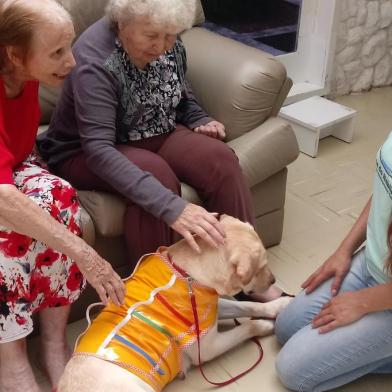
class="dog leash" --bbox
[187,277,265,387]
[168,257,265,387]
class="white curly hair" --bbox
[106,0,197,32]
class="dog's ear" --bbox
[229,251,254,285]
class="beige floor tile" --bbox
[267,249,312,294]
[165,358,238,392]
[282,191,340,237]
[215,335,286,392]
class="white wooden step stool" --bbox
[279,96,357,157]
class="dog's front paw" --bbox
[250,319,275,337]
[249,296,293,319]
[270,296,293,317]
[268,296,293,317]
[255,296,293,319]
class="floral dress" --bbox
[0,155,86,343]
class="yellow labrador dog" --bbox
[58,215,291,392]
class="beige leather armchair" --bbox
[40,0,299,321]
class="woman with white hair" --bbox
[38,0,256,267]
[0,1,125,391]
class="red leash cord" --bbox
[186,277,265,387]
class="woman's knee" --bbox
[276,348,311,392]
[147,161,180,193]
[25,173,81,228]
[203,143,240,174]
[276,340,326,392]
[275,323,337,392]
[274,310,294,345]
[121,149,180,193]
[191,143,242,189]
[274,297,309,345]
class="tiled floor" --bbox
[33,87,392,391]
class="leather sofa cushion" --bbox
[78,172,288,238]
[77,183,202,237]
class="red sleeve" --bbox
[0,78,39,185]
[0,111,14,185]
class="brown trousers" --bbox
[55,125,254,269]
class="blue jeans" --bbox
[275,249,392,391]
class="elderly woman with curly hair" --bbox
[0,1,125,391]
[37,0,256,268]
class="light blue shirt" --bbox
[366,132,392,284]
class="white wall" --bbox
[330,0,392,96]
[279,0,338,104]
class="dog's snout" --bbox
[270,276,276,285]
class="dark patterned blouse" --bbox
[115,39,182,141]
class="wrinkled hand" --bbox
[194,121,226,140]
[301,249,352,295]
[77,251,125,306]
[312,291,367,333]
[170,204,226,253]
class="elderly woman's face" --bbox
[22,20,76,86]
[118,16,178,69]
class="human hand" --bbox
[170,204,226,253]
[301,249,352,296]
[312,291,367,333]
[194,121,226,140]
[77,250,125,306]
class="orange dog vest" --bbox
[74,252,218,391]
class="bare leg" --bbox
[39,305,72,388]
[218,297,293,320]
[0,338,41,392]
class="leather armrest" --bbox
[181,27,289,141]
[228,117,299,187]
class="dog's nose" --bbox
[270,276,276,285]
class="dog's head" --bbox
[210,215,275,296]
